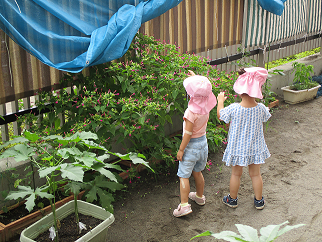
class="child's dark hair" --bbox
[237,68,246,76]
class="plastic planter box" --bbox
[20,200,114,242]
[281,85,321,104]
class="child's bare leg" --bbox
[248,164,263,200]
[179,177,190,204]
[230,165,243,199]
[192,171,204,197]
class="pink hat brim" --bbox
[233,67,268,99]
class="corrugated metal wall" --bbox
[243,0,321,47]
[139,0,244,56]
[0,0,320,105]
[242,0,321,67]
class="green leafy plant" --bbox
[261,69,284,106]
[191,221,305,242]
[0,130,150,242]
[17,33,237,171]
[290,62,318,90]
[266,47,320,69]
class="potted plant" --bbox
[281,62,321,104]
[0,130,150,241]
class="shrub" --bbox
[17,33,238,169]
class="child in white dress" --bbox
[217,67,271,210]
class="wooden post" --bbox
[0,104,9,141]
[257,48,265,68]
[320,34,322,55]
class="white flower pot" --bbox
[281,85,321,104]
[20,200,114,242]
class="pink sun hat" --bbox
[183,75,217,115]
[233,67,268,99]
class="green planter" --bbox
[20,200,114,242]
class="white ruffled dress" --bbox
[219,103,271,166]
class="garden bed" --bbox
[0,191,85,242]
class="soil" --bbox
[35,213,102,242]
[106,96,322,242]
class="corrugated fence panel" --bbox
[243,0,321,48]
[308,0,322,33]
[140,0,244,55]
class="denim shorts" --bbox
[177,135,208,178]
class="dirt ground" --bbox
[106,96,322,242]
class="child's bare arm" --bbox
[217,92,227,120]
[177,120,193,161]
[187,70,196,76]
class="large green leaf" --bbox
[259,223,284,241]
[43,135,63,141]
[94,165,118,182]
[58,147,82,159]
[236,224,259,242]
[276,224,305,239]
[39,166,59,178]
[6,186,54,212]
[85,186,98,203]
[129,153,153,172]
[191,231,213,240]
[3,144,35,161]
[96,154,110,163]
[259,221,305,242]
[77,131,98,141]
[5,186,34,200]
[60,164,84,182]
[75,151,97,167]
[97,163,123,171]
[211,231,246,242]
[87,174,123,191]
[24,131,40,142]
[24,193,36,212]
[0,137,28,150]
[97,188,114,209]
[64,181,83,196]
[82,140,107,151]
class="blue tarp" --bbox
[257,0,287,16]
[0,0,286,73]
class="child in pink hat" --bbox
[217,67,271,210]
[173,71,217,217]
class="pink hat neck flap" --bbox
[183,75,217,115]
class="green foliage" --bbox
[191,221,305,242]
[0,130,148,241]
[266,47,320,69]
[290,62,318,90]
[261,69,284,106]
[17,33,238,166]
[206,123,227,153]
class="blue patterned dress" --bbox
[219,103,271,166]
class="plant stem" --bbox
[74,194,80,234]
[49,173,59,242]
[30,162,36,192]
[50,199,59,242]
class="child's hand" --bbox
[187,70,196,77]
[177,149,184,161]
[217,92,227,102]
